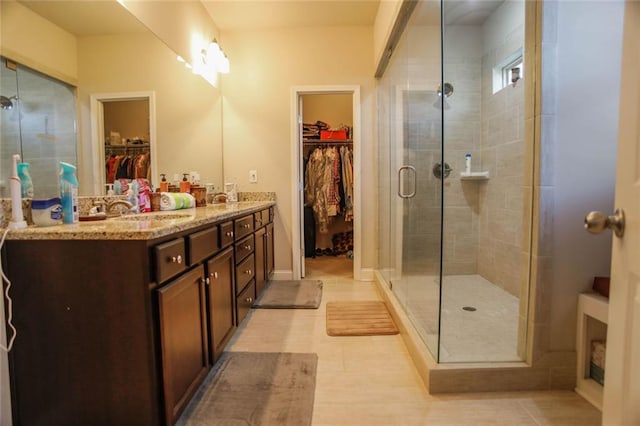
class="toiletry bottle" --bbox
[105,183,115,195]
[180,173,191,193]
[160,174,169,192]
[129,180,140,213]
[17,162,34,198]
[464,153,471,175]
[8,155,27,229]
[59,162,79,224]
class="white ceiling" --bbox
[201,1,381,31]
[17,0,504,37]
[18,1,148,36]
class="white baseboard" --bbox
[358,268,375,281]
[272,270,293,281]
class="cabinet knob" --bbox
[210,271,218,279]
[226,231,234,237]
[244,245,251,250]
[243,224,251,229]
[205,277,210,285]
[245,296,253,303]
[245,269,252,275]
[170,255,183,264]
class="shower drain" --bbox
[462,306,477,312]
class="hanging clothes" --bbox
[105,152,151,183]
[340,146,354,222]
[304,145,353,233]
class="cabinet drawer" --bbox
[254,209,270,229]
[234,215,254,240]
[155,238,186,283]
[188,227,219,265]
[235,253,255,294]
[236,279,256,325]
[235,235,254,264]
[220,221,234,247]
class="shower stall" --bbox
[0,57,77,199]
[377,0,532,363]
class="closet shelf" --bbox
[303,139,352,145]
[106,143,150,149]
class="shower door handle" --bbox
[397,165,417,199]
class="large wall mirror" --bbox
[1,1,224,196]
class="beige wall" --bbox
[77,33,223,194]
[0,1,77,85]
[221,26,375,277]
[373,0,403,70]
[103,100,150,143]
[303,94,353,128]
[120,0,220,77]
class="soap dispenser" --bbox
[160,174,169,192]
[180,173,191,193]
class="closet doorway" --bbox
[90,91,157,195]
[291,86,361,280]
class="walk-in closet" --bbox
[103,99,152,185]
[301,93,354,278]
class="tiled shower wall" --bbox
[477,5,526,297]
[0,59,77,199]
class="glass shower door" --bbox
[377,2,444,360]
[0,57,77,199]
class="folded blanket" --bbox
[160,192,196,211]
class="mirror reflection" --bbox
[0,1,224,196]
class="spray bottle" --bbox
[17,162,34,198]
[59,162,79,224]
[8,155,27,229]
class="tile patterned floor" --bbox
[392,274,520,362]
[223,257,602,425]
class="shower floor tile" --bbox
[392,274,520,363]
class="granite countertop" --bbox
[4,201,275,241]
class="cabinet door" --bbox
[255,227,266,297]
[206,247,235,362]
[157,266,209,425]
[266,222,275,279]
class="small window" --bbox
[493,48,524,94]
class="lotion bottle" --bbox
[160,174,169,192]
[464,153,471,175]
[180,173,191,193]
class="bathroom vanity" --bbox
[2,201,275,426]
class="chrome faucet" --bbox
[106,199,134,216]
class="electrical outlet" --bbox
[249,170,258,183]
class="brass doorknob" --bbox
[585,208,625,238]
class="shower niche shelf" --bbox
[460,171,489,180]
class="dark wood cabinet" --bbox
[157,266,209,425]
[3,204,274,426]
[206,247,235,362]
[254,226,266,296]
[266,221,275,279]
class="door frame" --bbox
[290,85,362,280]
[89,91,157,195]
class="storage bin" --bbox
[320,130,348,140]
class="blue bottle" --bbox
[59,162,79,224]
[17,162,33,198]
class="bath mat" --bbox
[326,301,399,336]
[177,351,317,426]
[253,280,323,309]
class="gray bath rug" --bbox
[177,351,318,426]
[253,280,323,309]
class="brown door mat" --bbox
[326,301,399,336]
